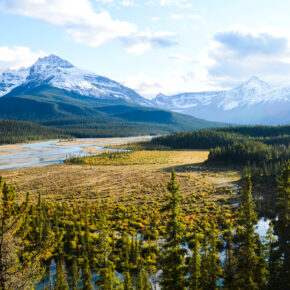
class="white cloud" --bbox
[0,0,176,53]
[171,14,202,20]
[155,0,192,8]
[198,26,290,87]
[123,70,216,98]
[122,31,177,55]
[95,0,136,6]
[119,0,136,6]
[0,46,47,71]
[151,17,160,22]
[169,53,194,63]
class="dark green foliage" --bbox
[234,174,266,290]
[0,119,70,144]
[151,126,290,186]
[273,161,290,289]
[160,170,187,290]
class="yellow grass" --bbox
[1,150,240,215]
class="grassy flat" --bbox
[1,150,240,216]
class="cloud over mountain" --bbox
[201,26,290,87]
[0,0,176,54]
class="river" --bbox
[0,136,151,170]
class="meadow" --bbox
[1,150,240,215]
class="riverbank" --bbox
[0,136,152,170]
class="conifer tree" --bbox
[274,161,290,289]
[0,177,47,289]
[223,219,236,290]
[81,257,93,290]
[55,258,69,290]
[234,173,264,290]
[188,233,201,290]
[71,257,80,290]
[199,221,222,290]
[160,169,187,290]
[95,211,115,289]
[208,221,223,288]
[136,266,150,290]
[124,270,134,290]
[264,222,280,289]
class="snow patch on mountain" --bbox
[151,76,290,124]
[1,54,151,106]
[0,68,29,97]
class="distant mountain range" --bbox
[0,54,289,129]
[151,76,290,125]
[0,55,223,135]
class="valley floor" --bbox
[1,150,240,214]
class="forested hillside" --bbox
[0,119,71,144]
[151,126,290,185]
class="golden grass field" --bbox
[1,150,241,215]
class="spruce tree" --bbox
[264,222,280,289]
[223,219,236,290]
[274,161,290,289]
[0,177,48,289]
[81,257,93,290]
[55,258,69,290]
[160,169,187,290]
[234,173,264,290]
[188,232,201,290]
[71,257,80,290]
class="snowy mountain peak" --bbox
[28,54,74,79]
[33,54,74,69]
[156,93,167,99]
[0,68,29,97]
[151,76,290,125]
[1,54,150,106]
[237,76,271,92]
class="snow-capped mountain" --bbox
[1,54,151,106]
[151,77,290,125]
[0,68,29,97]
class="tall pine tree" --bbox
[160,169,187,290]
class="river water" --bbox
[0,136,151,170]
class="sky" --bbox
[1,0,290,98]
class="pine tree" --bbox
[95,211,116,290]
[160,169,187,290]
[254,237,267,289]
[136,266,150,290]
[81,257,93,290]
[234,173,264,290]
[208,221,223,289]
[0,177,46,289]
[123,270,134,290]
[223,219,236,290]
[274,161,290,289]
[96,260,115,290]
[71,257,80,290]
[264,222,280,289]
[188,233,201,290]
[55,258,69,290]
[199,221,222,290]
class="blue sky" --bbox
[1,0,290,98]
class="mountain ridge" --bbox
[1,54,151,107]
[151,76,290,125]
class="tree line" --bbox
[0,119,71,145]
[151,126,290,185]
